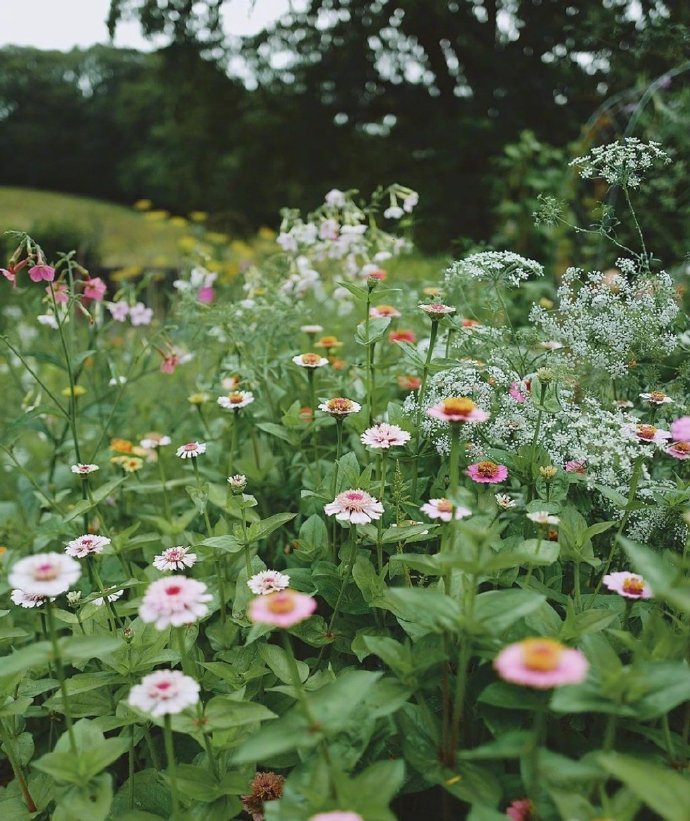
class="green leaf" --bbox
[258,643,309,684]
[60,773,113,821]
[599,753,690,821]
[0,642,52,678]
[471,589,546,634]
[355,316,391,346]
[255,422,293,443]
[381,587,461,632]
[246,513,296,543]
[199,535,244,553]
[60,636,124,662]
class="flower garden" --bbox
[1,141,690,821]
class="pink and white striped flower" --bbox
[420,498,471,522]
[65,534,111,558]
[324,489,384,524]
[128,669,200,716]
[153,546,198,572]
[176,441,207,459]
[360,423,410,449]
[292,353,329,368]
[9,553,81,597]
[247,569,291,595]
[11,589,51,608]
[70,463,99,475]
[139,576,212,629]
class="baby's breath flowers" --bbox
[128,669,200,717]
[153,546,198,572]
[70,463,99,475]
[325,489,384,525]
[318,397,361,417]
[420,498,471,522]
[217,390,255,410]
[360,423,410,449]
[467,460,508,484]
[494,638,589,689]
[446,250,543,289]
[64,534,111,558]
[176,441,207,459]
[247,569,290,595]
[292,352,329,368]
[427,397,489,424]
[9,553,81,597]
[526,511,560,525]
[640,390,673,406]
[603,571,652,600]
[139,576,212,629]
[248,589,317,628]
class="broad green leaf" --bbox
[599,753,690,821]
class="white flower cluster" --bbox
[445,251,544,290]
[275,185,414,296]
[569,138,670,189]
[529,266,678,377]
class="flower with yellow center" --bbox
[61,385,87,398]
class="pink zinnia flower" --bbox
[9,553,81,597]
[671,416,690,441]
[65,534,111,558]
[139,576,212,629]
[309,814,364,821]
[622,423,672,445]
[160,354,179,374]
[494,638,588,689]
[318,397,361,416]
[640,391,673,406]
[420,498,471,522]
[388,329,416,343]
[370,305,401,318]
[176,441,206,459]
[509,382,528,403]
[247,569,291,595]
[419,302,456,320]
[11,589,51,608]
[128,669,200,716]
[82,276,107,301]
[466,460,508,484]
[153,546,198,572]
[603,571,652,599]
[505,798,533,820]
[248,589,317,628]
[360,423,411,449]
[397,374,421,391]
[666,441,690,460]
[427,397,489,424]
[324,489,384,524]
[28,263,56,283]
[70,463,99,475]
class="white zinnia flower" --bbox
[247,569,291,595]
[176,442,207,459]
[153,546,198,572]
[9,553,81,597]
[70,464,99,475]
[128,669,200,717]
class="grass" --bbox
[0,187,187,267]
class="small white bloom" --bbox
[384,206,404,219]
[640,391,673,405]
[9,553,81,597]
[37,313,58,329]
[70,463,99,475]
[11,589,50,608]
[153,546,198,572]
[128,669,200,717]
[109,376,127,387]
[526,511,560,525]
[247,569,291,595]
[65,534,111,558]
[325,188,347,207]
[176,441,207,459]
[495,493,516,509]
[129,302,154,327]
[92,589,124,606]
[292,353,329,368]
[227,474,247,492]
[300,324,324,334]
[217,391,254,410]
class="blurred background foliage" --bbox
[0,0,689,264]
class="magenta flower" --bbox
[427,397,489,424]
[28,263,55,283]
[622,423,671,445]
[420,498,471,522]
[1,259,27,286]
[602,571,652,599]
[494,638,588,689]
[671,416,690,441]
[46,282,69,303]
[508,382,528,403]
[505,798,533,820]
[82,277,107,302]
[197,286,215,304]
[466,460,508,484]
[248,589,317,628]
[324,489,384,524]
[564,460,586,474]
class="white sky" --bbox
[0,0,290,51]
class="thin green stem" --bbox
[163,714,181,820]
[0,720,36,812]
[411,320,439,499]
[46,601,77,755]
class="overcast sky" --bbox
[0,0,290,51]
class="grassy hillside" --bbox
[0,187,187,267]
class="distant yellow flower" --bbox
[0,546,7,556]
[110,438,133,454]
[111,455,144,472]
[61,385,87,397]
[258,226,276,240]
[188,392,210,405]
[169,216,188,228]
[207,231,229,244]
[539,297,554,309]
[111,265,143,282]
[315,335,343,349]
[423,287,443,297]
[133,199,152,211]
[178,236,198,253]
[189,211,208,222]
[144,210,169,222]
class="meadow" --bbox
[1,143,690,821]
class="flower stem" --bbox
[163,714,181,820]
[0,720,36,812]
[411,320,439,500]
[326,525,358,638]
[375,450,388,577]
[46,601,77,755]
[308,370,321,483]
